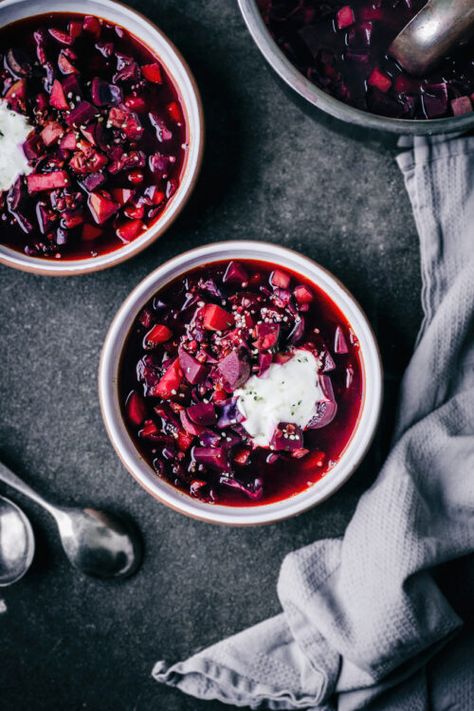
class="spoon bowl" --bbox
[54,507,141,579]
[0,496,35,587]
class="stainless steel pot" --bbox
[238,0,474,135]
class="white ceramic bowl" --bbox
[99,241,383,526]
[0,0,204,276]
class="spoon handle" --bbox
[0,461,56,515]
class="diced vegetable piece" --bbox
[451,96,472,116]
[126,390,146,425]
[50,79,69,110]
[294,284,313,305]
[178,349,209,384]
[254,322,280,350]
[368,68,391,93]
[27,171,69,193]
[143,324,173,349]
[334,326,349,354]
[87,191,120,224]
[116,219,145,242]
[201,304,234,331]
[218,351,251,390]
[270,269,290,289]
[337,6,355,30]
[141,63,162,84]
[154,358,183,399]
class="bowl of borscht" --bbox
[238,0,474,135]
[99,242,382,526]
[0,0,203,275]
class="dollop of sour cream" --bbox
[0,101,33,192]
[235,349,324,447]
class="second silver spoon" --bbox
[0,461,142,580]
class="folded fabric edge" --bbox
[152,659,324,710]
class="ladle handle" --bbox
[0,461,55,515]
[390,0,474,76]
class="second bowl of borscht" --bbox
[0,0,203,275]
[238,0,474,135]
[99,242,382,526]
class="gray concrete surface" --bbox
[0,1,422,709]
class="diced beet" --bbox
[179,409,205,436]
[108,107,144,140]
[321,349,336,373]
[41,121,64,147]
[334,326,349,354]
[148,152,171,176]
[27,171,69,193]
[294,285,313,305]
[179,349,209,385]
[125,96,147,113]
[451,96,473,116]
[270,269,290,289]
[143,324,173,349]
[126,390,146,425]
[48,28,74,46]
[201,304,234,332]
[271,422,304,452]
[83,15,102,38]
[62,74,82,98]
[62,210,85,229]
[50,79,69,110]
[70,147,108,175]
[79,172,106,192]
[421,83,448,119]
[187,402,217,426]
[218,351,251,390]
[66,101,97,126]
[254,322,280,351]
[223,260,249,285]
[141,63,163,84]
[368,67,391,93]
[233,447,252,465]
[337,6,355,30]
[166,101,182,123]
[69,21,83,40]
[111,188,135,205]
[154,358,183,399]
[23,133,46,161]
[192,447,230,472]
[116,219,145,243]
[87,191,120,224]
[177,430,195,451]
[91,77,123,107]
[82,223,102,241]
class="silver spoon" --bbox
[0,495,35,587]
[0,461,142,580]
[389,0,474,76]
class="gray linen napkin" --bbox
[153,134,474,710]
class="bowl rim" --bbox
[237,0,474,136]
[0,0,205,276]
[99,240,383,526]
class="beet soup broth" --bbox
[0,13,187,259]
[119,259,364,507]
[258,0,474,120]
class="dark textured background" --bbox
[0,1,422,709]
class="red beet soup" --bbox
[119,260,364,506]
[258,0,474,120]
[0,13,187,260]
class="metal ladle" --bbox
[389,0,474,76]
[0,461,142,581]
